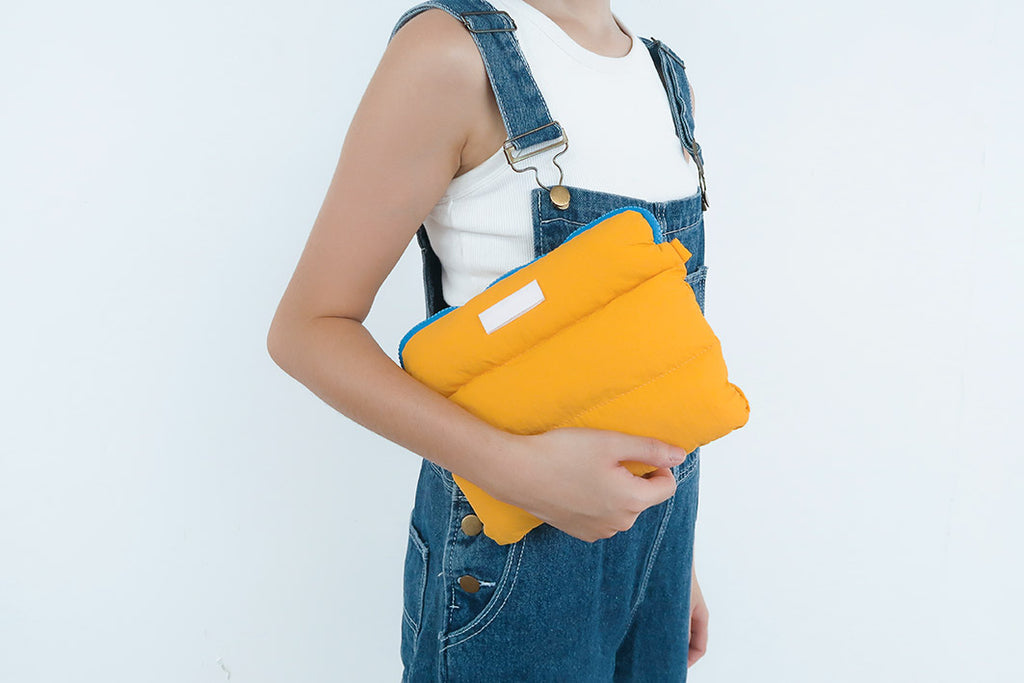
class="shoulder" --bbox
[378,7,495,159]
[385,7,487,91]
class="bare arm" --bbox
[266,11,689,544]
[265,10,522,489]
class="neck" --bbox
[522,0,622,37]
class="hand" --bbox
[688,564,708,667]
[487,427,688,544]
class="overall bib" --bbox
[389,2,709,680]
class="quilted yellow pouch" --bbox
[398,206,749,545]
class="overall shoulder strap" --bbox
[388,0,571,319]
[389,0,566,161]
[640,36,709,211]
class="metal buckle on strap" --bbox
[501,121,571,202]
[459,10,517,33]
[501,121,567,165]
[690,140,709,211]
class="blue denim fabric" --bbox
[403,450,700,682]
[390,1,708,679]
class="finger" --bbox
[688,605,708,666]
[617,435,686,470]
[629,466,677,505]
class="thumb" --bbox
[630,466,679,506]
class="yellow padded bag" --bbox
[398,206,749,545]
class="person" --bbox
[267,0,710,679]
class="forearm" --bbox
[268,315,522,487]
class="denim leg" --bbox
[613,452,700,682]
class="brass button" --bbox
[549,184,571,210]
[458,574,481,593]
[460,513,483,536]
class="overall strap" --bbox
[386,5,710,318]
[389,0,566,166]
[388,0,568,319]
[640,36,709,211]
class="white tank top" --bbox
[423,0,701,308]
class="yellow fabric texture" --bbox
[400,207,749,545]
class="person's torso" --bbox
[422,0,701,308]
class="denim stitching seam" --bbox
[440,535,527,651]
[674,449,699,483]
[622,490,675,637]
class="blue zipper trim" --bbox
[397,205,663,368]
[398,305,457,370]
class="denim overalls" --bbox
[389,2,709,680]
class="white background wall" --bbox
[2,0,1021,681]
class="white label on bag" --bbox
[478,279,545,334]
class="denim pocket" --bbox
[531,185,647,256]
[401,516,429,668]
[665,211,702,236]
[684,263,708,316]
[665,210,705,273]
[439,498,528,650]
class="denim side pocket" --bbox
[439,494,527,650]
[401,516,429,670]
[684,263,708,316]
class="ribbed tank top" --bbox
[423,0,701,308]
